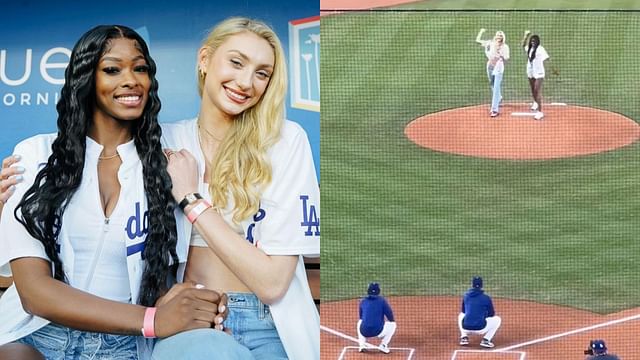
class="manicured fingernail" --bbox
[15,166,25,173]
[13,175,23,182]
[8,185,15,192]
[13,155,21,161]
[215,316,223,324]
[195,284,205,289]
[218,305,225,313]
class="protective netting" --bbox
[321,9,640,359]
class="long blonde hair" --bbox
[488,30,506,59]
[198,17,287,223]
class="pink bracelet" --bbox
[187,200,212,224]
[141,307,157,338]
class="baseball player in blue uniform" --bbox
[357,282,397,354]
[585,339,620,359]
[458,276,502,348]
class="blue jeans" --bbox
[486,64,503,113]
[226,292,287,360]
[153,293,285,360]
[486,63,494,87]
[490,72,503,113]
[152,328,253,360]
[15,322,137,360]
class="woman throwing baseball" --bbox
[521,31,549,120]
[476,28,510,118]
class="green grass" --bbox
[321,10,640,314]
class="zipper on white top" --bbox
[82,217,109,290]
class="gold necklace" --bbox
[98,153,120,161]
[197,121,224,142]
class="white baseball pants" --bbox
[357,320,397,347]
[458,313,501,341]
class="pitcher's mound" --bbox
[405,103,640,160]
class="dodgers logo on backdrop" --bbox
[126,202,149,258]
[300,195,319,236]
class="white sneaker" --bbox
[379,343,390,354]
[480,338,495,348]
[358,345,366,352]
[530,101,539,111]
[534,111,544,120]
[459,336,469,346]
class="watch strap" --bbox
[179,192,203,211]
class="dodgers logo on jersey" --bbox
[125,202,149,257]
[300,195,319,236]
[246,208,266,245]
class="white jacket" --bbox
[161,119,321,359]
[0,134,183,359]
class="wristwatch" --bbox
[179,192,203,211]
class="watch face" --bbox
[186,193,202,204]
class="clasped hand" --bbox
[155,282,229,337]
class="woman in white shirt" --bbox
[153,17,320,360]
[522,31,550,120]
[0,25,238,360]
[476,29,510,118]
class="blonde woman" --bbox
[154,17,320,359]
[476,29,510,117]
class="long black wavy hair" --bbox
[528,35,540,63]
[15,25,178,306]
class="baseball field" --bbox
[320,0,640,358]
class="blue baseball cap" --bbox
[367,282,380,295]
[472,276,483,289]
[590,339,607,354]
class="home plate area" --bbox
[338,346,416,359]
[451,350,525,360]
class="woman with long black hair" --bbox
[0,25,243,359]
[522,31,550,120]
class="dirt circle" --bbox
[405,104,640,160]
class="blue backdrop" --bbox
[0,0,319,178]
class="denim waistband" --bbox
[226,292,267,310]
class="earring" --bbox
[199,67,206,78]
